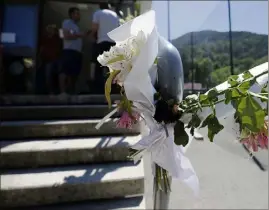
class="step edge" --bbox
[1,176,145,191]
[0,136,140,153]
[1,162,144,189]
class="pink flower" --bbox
[257,133,268,149]
[241,135,259,152]
[116,111,140,129]
[241,121,268,152]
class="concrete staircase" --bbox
[0,95,145,209]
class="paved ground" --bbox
[168,128,268,209]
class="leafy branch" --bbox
[174,70,268,146]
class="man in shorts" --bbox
[90,2,120,93]
[59,7,88,96]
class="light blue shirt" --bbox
[62,19,82,52]
[92,9,120,44]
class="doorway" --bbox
[1,3,39,94]
[38,1,99,95]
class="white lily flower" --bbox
[97,30,147,84]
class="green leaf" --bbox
[174,121,189,147]
[207,88,218,102]
[105,70,120,108]
[207,129,214,143]
[199,94,209,106]
[154,58,158,64]
[200,114,224,142]
[190,127,195,136]
[224,89,232,104]
[231,88,242,98]
[187,114,201,128]
[231,98,240,110]
[228,75,239,87]
[242,71,253,80]
[199,94,208,102]
[237,94,265,132]
[238,80,253,93]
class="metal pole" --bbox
[190,32,194,92]
[167,0,171,42]
[228,0,234,75]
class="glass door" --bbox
[1,2,39,94]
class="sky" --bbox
[152,0,268,40]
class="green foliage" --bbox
[172,30,268,87]
[235,94,265,132]
[200,114,224,142]
[211,66,231,86]
[174,70,268,145]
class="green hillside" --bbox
[172,30,268,87]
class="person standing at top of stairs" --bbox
[89,2,120,94]
[59,7,90,97]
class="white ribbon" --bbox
[132,112,200,196]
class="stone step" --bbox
[0,162,144,208]
[0,105,119,121]
[0,94,121,106]
[0,136,141,168]
[0,119,140,140]
[10,196,145,210]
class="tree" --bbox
[210,66,231,86]
[172,30,268,87]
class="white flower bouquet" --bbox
[95,10,268,195]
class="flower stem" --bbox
[155,164,171,193]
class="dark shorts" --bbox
[94,41,116,64]
[45,61,59,79]
[60,49,82,76]
[91,43,98,62]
